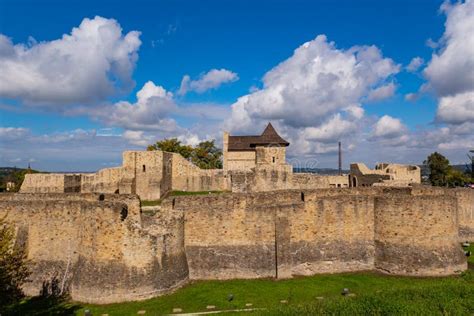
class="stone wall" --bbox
[0,193,188,304]
[81,167,122,194]
[456,189,474,241]
[171,153,228,192]
[350,163,421,187]
[2,187,471,303]
[374,194,465,275]
[21,173,66,193]
[172,187,467,280]
[225,151,256,172]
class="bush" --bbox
[0,215,30,308]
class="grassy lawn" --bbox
[3,271,473,316]
[141,200,162,207]
[67,270,473,315]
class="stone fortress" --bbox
[1,124,473,304]
[20,123,421,197]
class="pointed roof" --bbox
[227,122,289,151]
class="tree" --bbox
[423,152,471,187]
[191,140,223,169]
[0,215,30,307]
[446,168,469,187]
[424,152,451,186]
[147,138,222,169]
[147,138,193,159]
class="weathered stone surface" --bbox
[0,193,188,304]
[1,186,472,304]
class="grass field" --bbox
[4,250,473,316]
[5,269,468,316]
[77,270,473,315]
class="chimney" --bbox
[338,141,342,176]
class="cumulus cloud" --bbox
[227,35,399,134]
[98,81,178,131]
[0,16,141,106]
[406,57,424,72]
[122,130,150,146]
[303,114,359,143]
[366,82,397,102]
[224,35,399,159]
[423,0,474,124]
[372,115,407,139]
[436,91,474,124]
[178,68,239,95]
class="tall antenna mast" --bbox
[338,141,342,176]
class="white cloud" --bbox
[304,114,358,143]
[424,0,474,97]
[178,68,239,95]
[225,35,399,159]
[227,35,399,134]
[122,130,150,146]
[0,16,141,106]
[372,115,407,139]
[0,127,30,140]
[98,81,178,132]
[436,91,474,124]
[366,82,397,102]
[406,57,424,72]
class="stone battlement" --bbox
[1,186,473,303]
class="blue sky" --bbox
[0,0,473,171]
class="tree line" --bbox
[147,138,223,169]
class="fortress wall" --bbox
[171,153,228,192]
[278,194,375,277]
[177,194,277,279]
[20,173,66,193]
[133,151,165,200]
[0,193,188,304]
[81,167,122,194]
[374,193,466,276]
[455,189,474,241]
[291,173,330,189]
[225,151,256,172]
[175,190,376,280]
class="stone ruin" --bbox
[3,124,464,305]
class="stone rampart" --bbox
[2,186,471,304]
[171,154,228,192]
[0,193,188,304]
[172,187,467,280]
[455,189,474,241]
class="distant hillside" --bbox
[0,167,41,192]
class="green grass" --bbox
[67,270,474,316]
[141,200,162,207]
[3,270,473,315]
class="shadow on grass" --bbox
[2,295,82,316]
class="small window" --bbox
[143,165,146,172]
[272,157,275,163]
